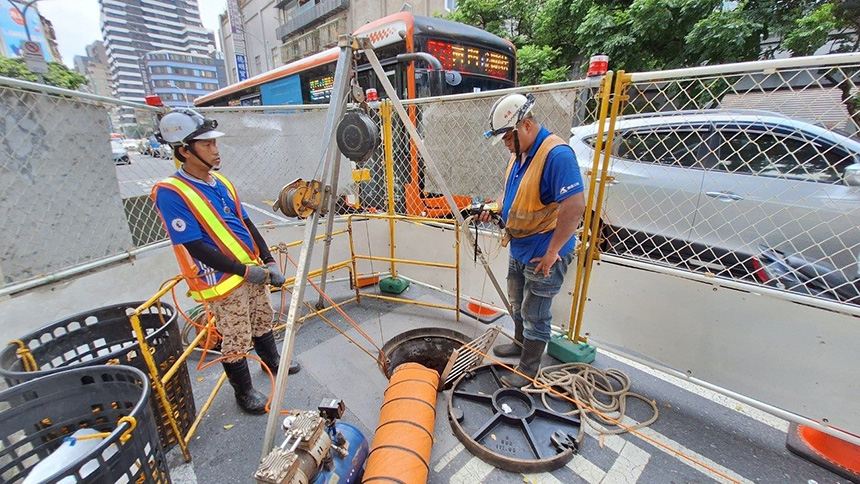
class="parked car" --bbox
[122,138,139,152]
[138,138,152,156]
[111,139,131,165]
[156,143,173,159]
[570,109,860,282]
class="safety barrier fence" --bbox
[2,52,859,311]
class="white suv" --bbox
[570,110,860,282]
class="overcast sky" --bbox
[37,0,227,68]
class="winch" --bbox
[255,399,368,484]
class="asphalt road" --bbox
[115,151,175,199]
[114,151,283,226]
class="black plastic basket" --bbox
[0,365,171,483]
[0,302,196,452]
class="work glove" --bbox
[267,262,286,287]
[245,265,269,285]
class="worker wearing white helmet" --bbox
[152,108,300,415]
[481,93,586,388]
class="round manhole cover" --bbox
[448,364,581,473]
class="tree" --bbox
[517,45,570,85]
[451,0,859,83]
[0,57,88,90]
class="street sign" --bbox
[22,41,48,74]
[236,54,248,81]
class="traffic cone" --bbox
[460,298,503,324]
[785,423,860,482]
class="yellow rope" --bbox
[7,340,38,372]
[72,416,137,444]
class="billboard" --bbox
[0,0,52,61]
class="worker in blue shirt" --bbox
[152,108,300,415]
[480,93,586,388]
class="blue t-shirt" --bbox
[154,171,252,285]
[501,127,584,264]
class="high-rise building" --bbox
[140,50,226,107]
[99,0,215,128]
[74,41,112,97]
[38,14,61,64]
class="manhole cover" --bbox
[448,364,581,473]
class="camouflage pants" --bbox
[210,282,274,363]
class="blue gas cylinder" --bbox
[313,422,369,484]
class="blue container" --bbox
[313,422,369,484]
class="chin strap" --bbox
[183,143,215,170]
[513,129,521,157]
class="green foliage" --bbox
[517,45,569,85]
[0,56,38,82]
[0,57,88,90]
[448,0,859,85]
[44,62,88,90]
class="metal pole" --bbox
[314,150,346,308]
[381,100,398,278]
[10,0,44,84]
[358,38,513,316]
[261,35,354,458]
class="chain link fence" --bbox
[0,82,139,287]
[3,53,859,307]
[594,57,860,305]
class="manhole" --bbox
[448,364,581,473]
[380,327,470,389]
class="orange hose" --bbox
[363,363,439,484]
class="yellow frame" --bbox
[567,72,631,343]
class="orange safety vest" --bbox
[502,134,567,239]
[152,172,261,302]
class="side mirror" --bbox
[844,163,860,187]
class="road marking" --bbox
[618,416,754,484]
[242,202,290,223]
[601,440,649,484]
[567,454,606,484]
[433,442,464,473]
[449,456,494,484]
[522,472,567,484]
[601,350,789,432]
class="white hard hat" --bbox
[158,108,224,146]
[485,93,535,145]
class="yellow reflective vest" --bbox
[152,172,261,302]
[503,134,566,239]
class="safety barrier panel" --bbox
[3,52,859,311]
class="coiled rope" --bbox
[523,362,659,440]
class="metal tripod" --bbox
[261,34,512,457]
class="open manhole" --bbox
[448,364,581,473]
[380,327,470,389]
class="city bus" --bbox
[195,12,516,217]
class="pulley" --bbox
[272,179,325,218]
[335,109,379,163]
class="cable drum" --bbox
[336,109,379,163]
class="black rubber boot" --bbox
[492,320,524,358]
[252,331,301,375]
[500,338,546,388]
[222,359,268,415]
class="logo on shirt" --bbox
[171,218,187,232]
[559,182,581,195]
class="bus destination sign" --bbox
[426,40,512,80]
